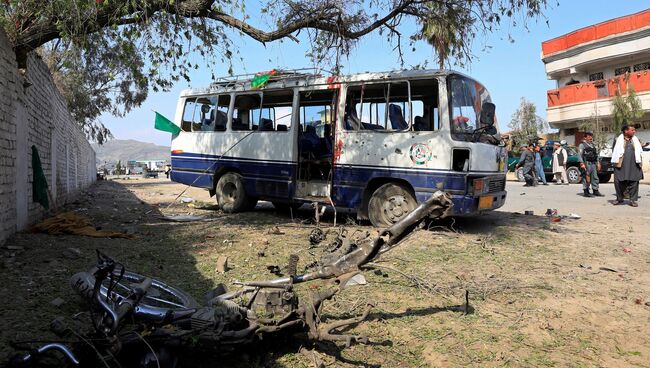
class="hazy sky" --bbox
[100,1,650,146]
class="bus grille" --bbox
[488,177,505,193]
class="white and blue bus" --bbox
[170,69,508,227]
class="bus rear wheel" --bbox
[216,172,256,213]
[368,183,416,228]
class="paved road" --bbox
[499,181,650,221]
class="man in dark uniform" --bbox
[578,132,604,197]
[516,144,536,187]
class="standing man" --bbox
[552,142,569,185]
[534,145,548,185]
[578,132,604,197]
[611,125,644,207]
[516,144,536,187]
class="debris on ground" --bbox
[62,248,81,260]
[545,209,558,217]
[215,256,229,273]
[599,267,618,273]
[31,212,134,239]
[579,264,592,269]
[345,274,367,286]
[180,197,194,203]
[50,297,65,307]
[308,228,326,245]
[568,213,581,219]
[159,215,215,222]
[267,265,282,275]
[267,226,285,235]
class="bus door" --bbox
[228,90,296,199]
[295,89,338,201]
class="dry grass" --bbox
[1,179,649,367]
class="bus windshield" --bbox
[449,75,492,140]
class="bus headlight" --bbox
[473,178,486,195]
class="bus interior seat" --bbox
[202,110,214,130]
[259,118,274,131]
[232,117,249,131]
[389,104,408,130]
[300,125,320,158]
[414,116,427,131]
[276,124,287,131]
[214,110,227,131]
[344,105,361,130]
[320,124,333,157]
[362,122,382,130]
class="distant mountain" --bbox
[93,139,170,165]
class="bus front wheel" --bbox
[368,183,416,228]
[216,172,256,213]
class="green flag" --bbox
[251,69,277,89]
[32,145,49,210]
[154,112,181,134]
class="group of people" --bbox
[515,140,580,188]
[515,124,647,207]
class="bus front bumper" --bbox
[415,190,507,216]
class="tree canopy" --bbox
[1,0,550,143]
[612,76,643,134]
[508,97,548,146]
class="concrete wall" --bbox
[0,29,96,245]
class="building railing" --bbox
[547,71,650,108]
[542,8,650,57]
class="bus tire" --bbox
[368,182,416,228]
[216,172,254,213]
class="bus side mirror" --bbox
[480,102,496,127]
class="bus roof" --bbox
[180,68,473,97]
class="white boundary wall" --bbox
[0,30,96,245]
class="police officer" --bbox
[578,132,604,197]
[516,144,536,187]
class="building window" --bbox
[615,66,631,76]
[588,72,604,81]
[633,62,650,72]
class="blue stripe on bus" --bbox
[170,152,505,215]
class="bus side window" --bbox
[214,95,229,131]
[181,98,197,132]
[345,82,411,131]
[252,90,293,132]
[409,78,439,131]
[191,96,218,132]
[233,94,261,131]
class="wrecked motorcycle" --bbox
[8,192,452,367]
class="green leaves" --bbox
[4,0,549,144]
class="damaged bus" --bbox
[169,69,508,227]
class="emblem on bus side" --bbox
[409,143,432,165]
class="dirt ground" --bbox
[1,177,649,367]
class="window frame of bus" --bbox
[254,89,293,132]
[181,97,196,132]
[298,88,337,137]
[181,96,228,132]
[447,74,491,139]
[343,80,412,132]
[231,92,263,131]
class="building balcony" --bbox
[541,9,650,78]
[546,71,650,126]
[542,9,650,58]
